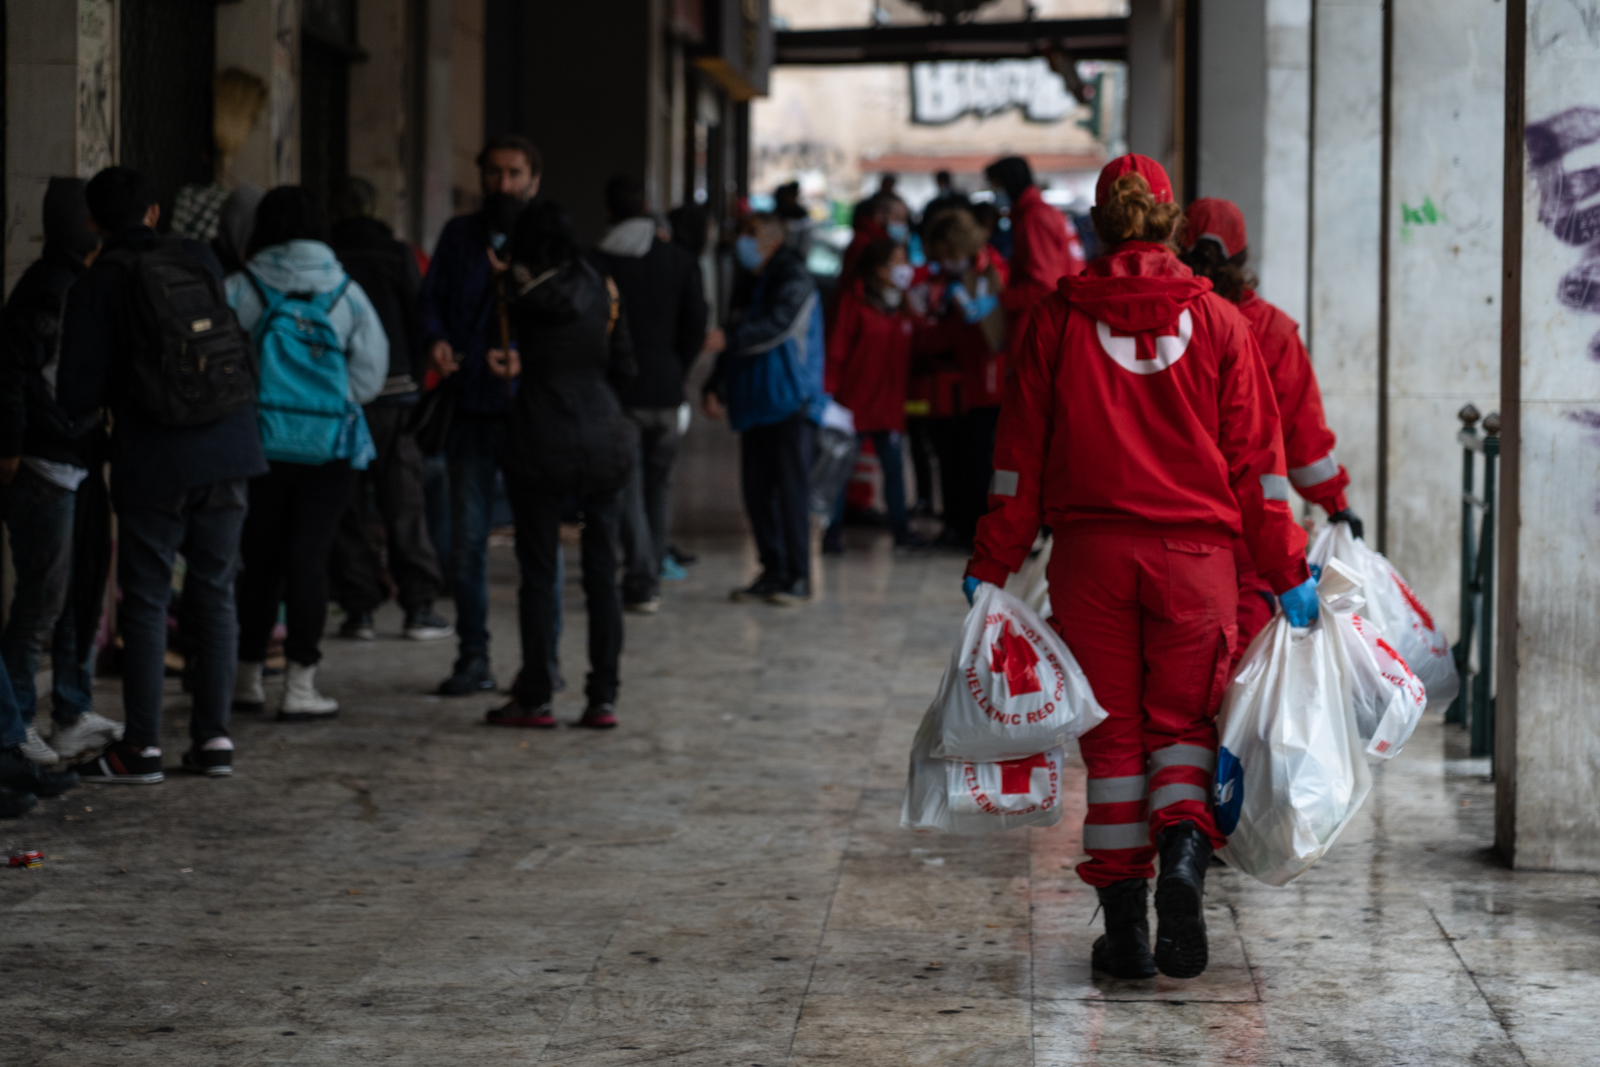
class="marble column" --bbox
[1495,0,1600,873]
[215,0,300,189]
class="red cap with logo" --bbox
[1094,154,1174,207]
[1182,198,1248,258]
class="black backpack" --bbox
[102,241,258,426]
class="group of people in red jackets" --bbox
[828,153,1361,983]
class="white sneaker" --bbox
[45,712,124,763]
[19,725,60,765]
[278,662,338,722]
[234,661,266,712]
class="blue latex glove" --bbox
[962,293,999,323]
[963,576,981,606]
[1279,577,1320,627]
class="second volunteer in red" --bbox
[1179,197,1362,650]
[963,156,1318,982]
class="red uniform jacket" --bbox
[827,283,916,434]
[999,187,1086,366]
[1235,290,1350,515]
[966,243,1310,594]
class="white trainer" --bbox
[45,712,125,763]
[233,661,266,712]
[278,662,338,722]
[19,725,60,765]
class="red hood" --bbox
[1059,242,1211,333]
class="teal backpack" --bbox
[246,274,375,468]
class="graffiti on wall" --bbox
[1526,106,1600,358]
[76,0,116,174]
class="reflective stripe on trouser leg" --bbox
[1082,773,1151,861]
[1082,821,1153,851]
[1148,742,1217,835]
[1149,783,1210,810]
[1085,774,1147,804]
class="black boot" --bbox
[1090,878,1157,979]
[1154,820,1213,978]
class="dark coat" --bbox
[56,226,267,506]
[420,211,516,416]
[332,215,426,400]
[595,235,706,409]
[504,257,637,495]
[0,244,99,465]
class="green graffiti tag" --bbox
[1399,197,1448,243]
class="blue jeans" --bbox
[0,648,24,749]
[446,415,561,669]
[117,479,248,748]
[0,467,93,728]
[828,430,910,542]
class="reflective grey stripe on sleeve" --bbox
[990,469,1020,497]
[1086,775,1148,805]
[1289,453,1340,489]
[1259,473,1290,501]
[1149,783,1211,810]
[1148,744,1217,774]
[1081,822,1152,851]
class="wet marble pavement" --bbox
[2,537,1596,1066]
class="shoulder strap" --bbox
[245,271,295,343]
[316,278,352,315]
[741,290,820,358]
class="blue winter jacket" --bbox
[711,247,826,432]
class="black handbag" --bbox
[408,375,459,456]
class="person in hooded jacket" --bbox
[226,186,388,722]
[211,184,264,276]
[595,175,707,614]
[482,201,636,730]
[822,237,926,550]
[964,155,1317,982]
[1179,197,1362,651]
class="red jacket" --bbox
[840,220,889,285]
[999,187,1086,362]
[966,243,1310,594]
[1235,291,1350,515]
[827,283,915,433]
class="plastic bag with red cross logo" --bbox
[1308,522,1459,712]
[901,714,1065,833]
[1335,610,1428,762]
[926,581,1106,763]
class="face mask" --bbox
[943,257,971,275]
[735,234,764,271]
[879,287,904,309]
[886,222,910,243]
[889,263,915,290]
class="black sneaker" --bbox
[730,572,783,603]
[0,746,80,797]
[181,744,234,778]
[767,575,812,606]
[0,786,39,818]
[75,741,164,785]
[404,605,455,641]
[339,610,376,641]
[439,657,497,696]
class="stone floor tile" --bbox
[795,992,1031,1036]
[789,1031,1033,1066]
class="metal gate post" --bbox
[1449,405,1481,726]
[1470,414,1500,759]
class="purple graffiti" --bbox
[1527,107,1600,361]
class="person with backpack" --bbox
[594,175,707,615]
[226,187,388,722]
[326,176,452,643]
[482,201,636,729]
[702,213,825,605]
[963,156,1313,981]
[56,167,265,783]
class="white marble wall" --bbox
[4,0,117,298]
[1383,0,1504,627]
[349,0,413,238]
[1306,0,1384,527]
[1257,0,1311,327]
[1500,0,1600,873]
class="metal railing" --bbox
[1449,404,1499,759]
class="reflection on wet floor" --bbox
[1,537,1595,1065]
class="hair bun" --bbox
[1094,172,1183,247]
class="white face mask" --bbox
[879,287,904,309]
[889,263,915,290]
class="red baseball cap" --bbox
[1094,154,1174,207]
[1183,198,1248,257]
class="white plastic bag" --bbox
[901,716,1065,833]
[809,401,857,518]
[1308,523,1459,711]
[1213,568,1373,886]
[925,582,1106,762]
[1004,533,1052,618]
[1335,610,1428,762]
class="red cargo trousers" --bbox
[1048,531,1238,887]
